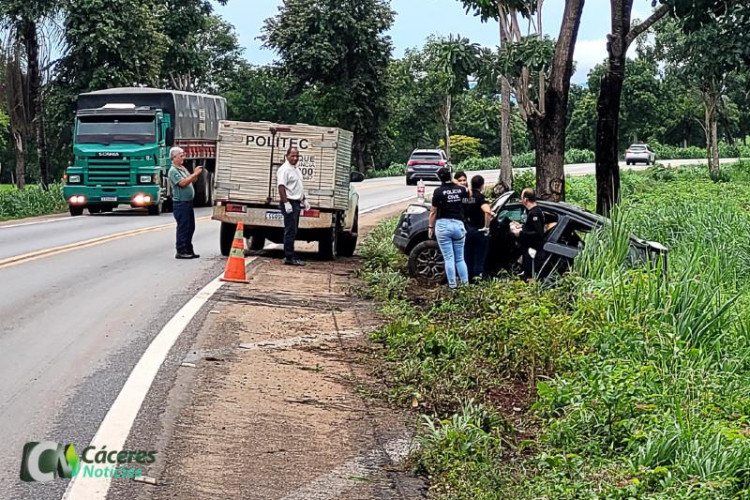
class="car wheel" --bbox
[408,240,445,283]
[406,177,416,186]
[69,206,84,216]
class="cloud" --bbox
[572,39,608,84]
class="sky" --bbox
[214,0,656,85]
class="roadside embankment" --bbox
[360,161,750,499]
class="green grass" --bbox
[359,160,750,499]
[0,183,68,221]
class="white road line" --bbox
[0,215,79,230]
[61,267,239,500]
[282,437,412,500]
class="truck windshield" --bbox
[76,116,156,145]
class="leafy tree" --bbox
[377,49,444,167]
[424,35,480,160]
[464,0,586,201]
[459,0,538,190]
[224,63,324,126]
[58,0,169,92]
[656,16,748,177]
[1,0,62,187]
[262,0,394,172]
[159,1,238,92]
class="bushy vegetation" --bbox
[0,183,67,221]
[439,135,482,163]
[359,161,750,498]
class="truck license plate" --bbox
[101,196,117,202]
[265,211,284,221]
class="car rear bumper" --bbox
[407,168,441,182]
[625,154,653,162]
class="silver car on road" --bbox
[625,144,656,165]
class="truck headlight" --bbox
[139,175,153,184]
[68,175,81,183]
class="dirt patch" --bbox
[138,204,424,500]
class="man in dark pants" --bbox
[168,147,203,259]
[278,147,310,266]
[511,188,546,281]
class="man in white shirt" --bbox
[278,147,310,266]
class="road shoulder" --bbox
[125,204,424,499]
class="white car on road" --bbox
[625,144,656,165]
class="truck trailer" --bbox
[63,87,227,215]
[212,121,363,260]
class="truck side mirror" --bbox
[350,171,365,183]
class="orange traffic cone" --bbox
[221,221,250,283]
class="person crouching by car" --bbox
[429,167,469,289]
[511,188,546,281]
[463,175,493,282]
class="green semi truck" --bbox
[63,87,227,216]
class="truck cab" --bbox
[63,87,227,216]
[64,105,170,215]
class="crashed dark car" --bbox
[392,191,668,282]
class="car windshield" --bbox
[76,116,156,145]
[411,152,442,161]
[629,145,647,151]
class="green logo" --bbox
[20,442,80,482]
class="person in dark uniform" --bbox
[511,188,546,281]
[428,167,470,289]
[463,175,492,282]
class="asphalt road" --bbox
[0,156,736,499]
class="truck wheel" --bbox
[318,229,336,261]
[220,222,237,257]
[163,196,173,213]
[336,211,358,257]
[69,206,84,216]
[88,206,101,214]
[249,234,266,251]
[193,170,207,207]
[147,199,162,216]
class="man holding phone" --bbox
[168,146,203,259]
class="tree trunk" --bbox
[704,92,720,176]
[13,131,27,190]
[595,0,629,216]
[497,16,513,190]
[443,93,452,160]
[499,76,513,190]
[533,0,586,201]
[531,96,567,201]
[595,1,668,215]
[22,20,50,187]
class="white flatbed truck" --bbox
[212,121,363,259]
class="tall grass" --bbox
[360,162,750,498]
[0,183,67,220]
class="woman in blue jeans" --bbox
[428,167,469,288]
